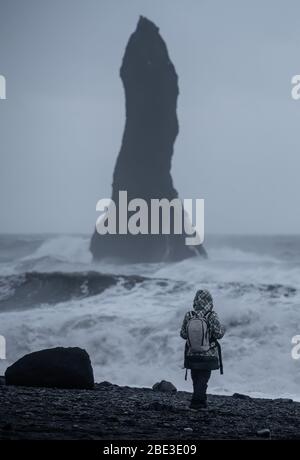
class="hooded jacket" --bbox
[180,290,225,369]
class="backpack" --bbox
[184,311,223,376]
[186,311,211,353]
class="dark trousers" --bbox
[191,369,211,403]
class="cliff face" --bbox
[90,16,206,262]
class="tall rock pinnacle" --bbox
[90,16,207,262]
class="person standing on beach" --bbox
[180,289,225,410]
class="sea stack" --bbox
[90,16,206,262]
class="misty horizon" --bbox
[1,0,300,235]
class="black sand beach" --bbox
[0,381,299,440]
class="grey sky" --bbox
[0,0,300,234]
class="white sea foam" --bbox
[0,234,300,401]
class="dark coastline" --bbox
[0,381,299,440]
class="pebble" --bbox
[232,393,251,400]
[257,428,271,438]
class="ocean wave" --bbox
[0,276,299,400]
[0,271,149,311]
[20,235,92,264]
[0,265,297,313]
[208,246,280,263]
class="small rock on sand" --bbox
[152,380,177,393]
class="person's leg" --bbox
[190,369,211,408]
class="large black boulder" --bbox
[5,347,94,389]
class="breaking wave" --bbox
[0,271,149,311]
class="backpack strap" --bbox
[216,341,224,375]
[185,368,188,381]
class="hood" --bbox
[193,289,213,315]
